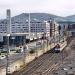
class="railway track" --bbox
[13,37,73,75]
[32,52,67,75]
[13,52,54,75]
[13,49,69,75]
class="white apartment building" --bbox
[0,20,7,33]
[0,19,60,37]
[0,20,51,41]
[0,9,59,44]
[0,20,50,33]
[0,18,61,49]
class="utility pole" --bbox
[63,25,65,42]
[58,25,64,64]
[58,25,61,43]
[23,35,26,65]
[49,20,52,50]
[29,13,31,42]
[42,33,46,53]
[41,34,43,53]
[35,22,38,58]
[46,33,48,51]
[54,21,56,46]
[61,49,64,64]
[6,34,10,75]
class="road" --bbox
[0,39,44,67]
[0,39,47,75]
[0,53,23,68]
[12,37,72,75]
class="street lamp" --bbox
[35,25,38,58]
[23,35,26,65]
[46,33,49,51]
[28,13,31,42]
[42,33,46,53]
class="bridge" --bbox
[0,32,44,41]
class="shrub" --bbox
[16,49,21,53]
[29,49,35,54]
[0,52,1,55]
[1,50,7,53]
[10,49,15,51]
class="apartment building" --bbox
[0,9,61,47]
[0,18,51,46]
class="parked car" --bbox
[0,55,6,59]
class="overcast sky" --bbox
[0,0,75,19]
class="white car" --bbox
[0,55,6,59]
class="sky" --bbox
[0,0,75,19]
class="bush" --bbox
[0,52,1,55]
[29,49,35,54]
[16,49,21,53]
[10,49,15,51]
[1,50,7,53]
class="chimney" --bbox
[6,9,11,34]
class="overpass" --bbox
[0,32,45,41]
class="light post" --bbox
[46,34,48,51]
[61,49,64,64]
[58,25,61,43]
[35,42,38,58]
[6,34,10,75]
[46,33,49,51]
[42,33,46,53]
[29,13,31,42]
[23,35,26,65]
[35,27,38,58]
[53,19,56,46]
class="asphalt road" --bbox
[0,53,23,68]
[0,39,46,69]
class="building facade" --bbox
[0,9,61,47]
[68,23,75,36]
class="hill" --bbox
[65,15,75,22]
[11,13,67,22]
[1,13,75,22]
